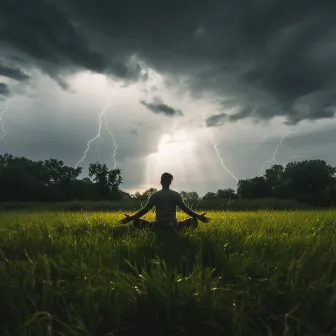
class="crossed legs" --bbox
[132,217,198,231]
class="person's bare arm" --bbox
[178,195,210,223]
[178,198,199,218]
[120,196,155,224]
[132,202,154,219]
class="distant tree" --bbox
[180,191,199,205]
[264,164,284,184]
[43,159,82,201]
[108,168,124,200]
[323,182,336,206]
[202,192,217,200]
[132,191,143,200]
[237,177,269,199]
[278,160,336,205]
[142,187,158,200]
[0,154,46,201]
[88,162,123,200]
[132,188,158,202]
[263,164,284,197]
[70,178,95,201]
[119,191,132,200]
[217,188,237,199]
[0,163,39,201]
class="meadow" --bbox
[0,210,336,335]
[0,198,307,212]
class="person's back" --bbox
[119,172,210,230]
[149,188,181,225]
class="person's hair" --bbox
[161,172,173,186]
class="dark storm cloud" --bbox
[0,83,10,97]
[1,0,336,123]
[205,113,227,127]
[0,0,142,89]
[140,100,183,117]
[0,64,30,81]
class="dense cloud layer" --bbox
[1,0,336,124]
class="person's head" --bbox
[160,172,173,188]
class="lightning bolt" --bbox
[260,125,301,175]
[98,137,102,163]
[203,112,239,182]
[75,94,118,169]
[104,114,118,170]
[0,98,11,140]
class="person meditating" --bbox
[119,172,210,230]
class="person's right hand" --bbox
[197,213,211,223]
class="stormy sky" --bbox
[0,0,336,195]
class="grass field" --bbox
[0,210,336,335]
[0,198,307,212]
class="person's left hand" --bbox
[119,214,133,224]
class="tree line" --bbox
[203,160,336,207]
[0,153,335,206]
[0,154,123,202]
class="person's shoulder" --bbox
[150,191,159,198]
[169,189,182,197]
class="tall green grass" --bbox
[0,198,307,212]
[0,210,335,335]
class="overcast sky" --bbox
[1,0,336,195]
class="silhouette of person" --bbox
[119,172,210,230]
